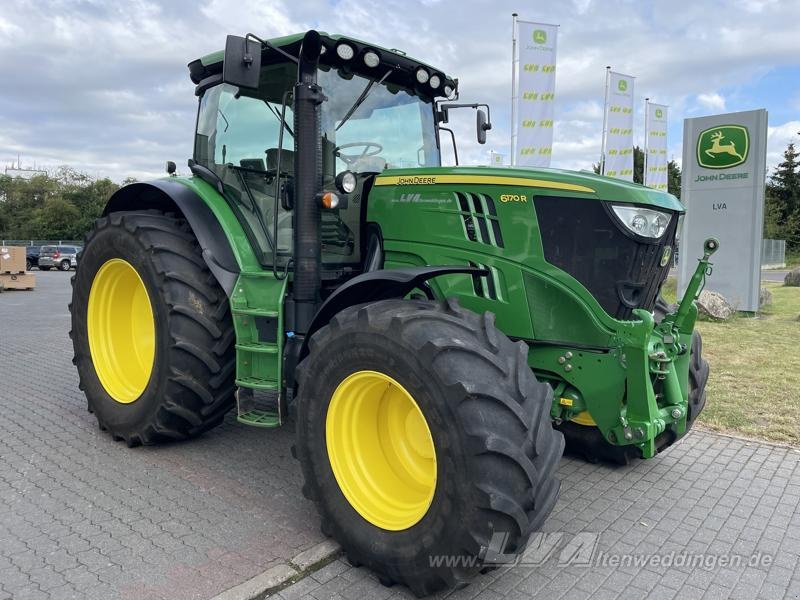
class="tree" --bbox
[0,167,120,241]
[593,146,682,197]
[764,134,800,249]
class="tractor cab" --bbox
[188,33,450,280]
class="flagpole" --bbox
[643,97,650,187]
[511,13,518,166]
[600,66,611,175]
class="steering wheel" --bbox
[335,142,384,166]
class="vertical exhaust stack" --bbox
[292,30,324,334]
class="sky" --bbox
[1,0,799,182]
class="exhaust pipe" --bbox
[292,30,324,334]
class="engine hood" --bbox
[374,166,685,213]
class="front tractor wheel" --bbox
[70,210,235,446]
[295,299,564,596]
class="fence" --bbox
[1,240,83,247]
[761,239,786,269]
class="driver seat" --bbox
[266,148,295,174]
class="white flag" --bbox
[490,151,506,166]
[644,103,668,191]
[514,21,558,167]
[603,71,635,181]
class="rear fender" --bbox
[103,180,242,296]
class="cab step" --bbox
[235,387,283,428]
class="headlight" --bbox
[336,43,355,60]
[335,170,357,194]
[611,205,672,239]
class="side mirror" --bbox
[477,109,491,145]
[222,35,261,89]
[165,161,176,176]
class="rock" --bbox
[760,288,773,307]
[785,268,800,287]
[697,290,735,320]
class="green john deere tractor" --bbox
[70,30,715,595]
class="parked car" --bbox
[26,246,41,271]
[38,245,81,271]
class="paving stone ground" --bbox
[276,432,800,600]
[3,272,800,600]
[0,272,325,600]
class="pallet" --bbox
[0,272,36,291]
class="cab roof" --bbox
[187,31,457,100]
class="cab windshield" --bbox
[194,61,439,267]
[319,66,440,173]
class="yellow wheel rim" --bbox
[571,411,597,426]
[326,370,437,530]
[87,258,155,403]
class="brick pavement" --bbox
[0,272,326,600]
[275,425,800,599]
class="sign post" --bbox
[512,19,558,167]
[644,101,668,191]
[601,71,635,180]
[678,109,768,312]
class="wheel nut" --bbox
[558,356,566,364]
[671,408,682,419]
[565,351,573,359]
[564,364,573,372]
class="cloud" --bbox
[766,120,800,175]
[0,0,798,181]
[696,93,727,112]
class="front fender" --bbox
[300,266,486,357]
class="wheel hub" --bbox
[87,258,155,403]
[326,370,437,530]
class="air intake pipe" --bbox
[292,30,324,334]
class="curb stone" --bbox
[211,540,342,600]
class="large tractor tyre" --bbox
[559,298,710,465]
[70,210,236,446]
[294,298,564,597]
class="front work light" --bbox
[335,171,357,194]
[416,68,429,84]
[336,43,355,60]
[611,205,672,239]
[363,51,380,68]
[429,75,441,89]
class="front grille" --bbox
[533,196,677,320]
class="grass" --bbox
[662,277,800,445]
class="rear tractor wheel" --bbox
[295,298,564,596]
[70,210,235,446]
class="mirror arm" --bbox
[439,127,459,165]
[244,33,299,64]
